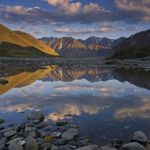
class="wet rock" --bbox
[51,132,61,138]
[25,136,39,150]
[130,131,147,144]
[8,142,24,150]
[3,129,17,138]
[27,111,44,121]
[121,142,145,150]
[76,145,100,150]
[0,118,5,124]
[62,128,79,140]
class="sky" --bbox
[0,0,150,39]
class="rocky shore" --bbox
[0,111,150,150]
[0,57,149,71]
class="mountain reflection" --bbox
[0,66,55,95]
[0,65,150,122]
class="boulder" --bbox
[130,131,147,144]
[62,128,79,140]
[121,142,145,150]
[27,111,44,121]
[24,136,39,150]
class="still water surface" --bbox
[0,65,150,143]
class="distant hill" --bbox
[112,29,150,59]
[41,36,114,57]
[0,24,58,57]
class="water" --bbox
[0,65,150,144]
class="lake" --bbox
[0,65,150,144]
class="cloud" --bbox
[45,0,107,15]
[0,0,149,30]
[116,0,150,22]
[0,2,113,25]
[0,5,41,15]
[53,25,118,35]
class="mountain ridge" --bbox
[112,29,150,59]
[40,36,113,57]
[0,24,58,57]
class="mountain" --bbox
[41,36,113,57]
[112,29,150,59]
[83,36,114,47]
[39,37,58,44]
[0,24,58,57]
[14,31,58,56]
[49,37,93,57]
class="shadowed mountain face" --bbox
[112,29,150,59]
[40,36,114,57]
[0,24,58,57]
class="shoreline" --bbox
[0,56,149,71]
[0,111,149,150]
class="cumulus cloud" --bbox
[45,0,108,15]
[116,0,150,22]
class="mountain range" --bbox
[0,24,58,57]
[40,29,150,58]
[0,24,149,59]
[40,36,114,57]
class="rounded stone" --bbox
[25,136,39,150]
[130,131,147,143]
[121,142,146,150]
